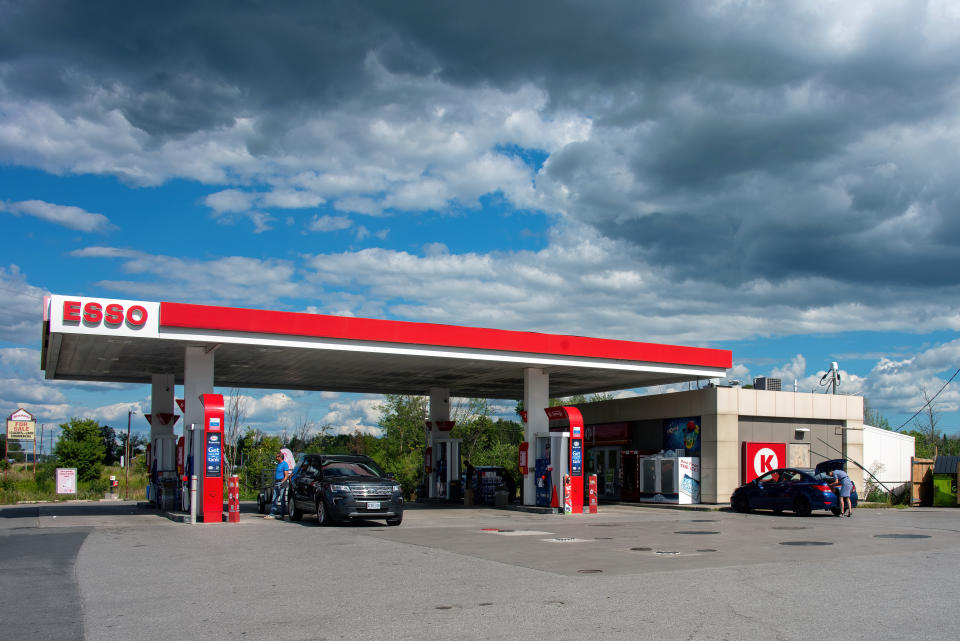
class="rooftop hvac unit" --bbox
[753,377,781,391]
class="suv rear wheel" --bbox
[287,491,303,521]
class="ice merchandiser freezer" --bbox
[637,455,700,504]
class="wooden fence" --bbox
[911,457,934,506]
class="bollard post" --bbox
[189,475,198,525]
[228,475,240,523]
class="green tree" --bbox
[863,398,891,430]
[372,395,428,494]
[99,424,122,465]
[236,428,283,493]
[54,418,107,482]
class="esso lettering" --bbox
[63,300,148,328]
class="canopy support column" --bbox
[523,368,549,506]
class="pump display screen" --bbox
[206,433,222,477]
[571,439,583,476]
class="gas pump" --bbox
[431,437,461,501]
[544,406,584,515]
[199,394,224,523]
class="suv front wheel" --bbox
[316,498,331,526]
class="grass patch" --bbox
[0,464,148,504]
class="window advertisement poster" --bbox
[56,468,77,495]
[206,432,222,477]
[663,416,701,456]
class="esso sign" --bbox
[742,442,787,484]
[50,295,159,338]
[63,300,148,328]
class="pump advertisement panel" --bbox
[206,432,222,477]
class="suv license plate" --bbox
[367,501,380,510]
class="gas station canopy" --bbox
[42,295,731,399]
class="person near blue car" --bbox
[828,468,853,517]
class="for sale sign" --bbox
[741,442,787,484]
[6,408,35,441]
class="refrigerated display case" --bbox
[637,455,700,504]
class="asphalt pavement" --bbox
[1,500,958,641]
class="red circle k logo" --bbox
[754,447,779,475]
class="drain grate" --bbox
[874,534,932,539]
[779,541,833,546]
[674,530,720,535]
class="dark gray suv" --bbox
[287,454,403,526]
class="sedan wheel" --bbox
[733,495,751,513]
[793,497,812,517]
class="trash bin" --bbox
[494,490,509,507]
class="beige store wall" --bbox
[577,388,864,504]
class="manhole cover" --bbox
[696,548,718,552]
[630,546,652,551]
[674,530,720,535]
[772,526,808,530]
[577,569,603,574]
[779,541,833,546]
[874,534,932,539]
[655,550,680,556]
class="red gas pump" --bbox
[200,394,224,523]
[544,406,584,515]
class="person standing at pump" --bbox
[265,450,291,519]
[827,468,854,517]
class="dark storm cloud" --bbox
[2,0,960,290]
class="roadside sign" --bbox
[6,408,36,441]
[56,468,78,494]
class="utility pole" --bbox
[125,409,136,500]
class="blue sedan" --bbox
[730,466,858,517]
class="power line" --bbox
[894,366,960,432]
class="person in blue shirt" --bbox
[828,468,854,517]
[265,450,291,519]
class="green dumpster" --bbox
[932,456,959,507]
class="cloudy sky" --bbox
[2,1,959,445]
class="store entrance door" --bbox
[588,446,620,500]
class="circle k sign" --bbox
[742,442,787,483]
